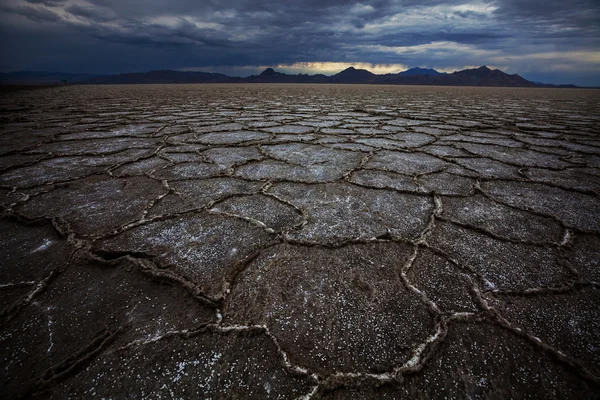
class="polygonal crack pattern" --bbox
[224,242,433,375]
[0,85,598,398]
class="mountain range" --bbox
[0,66,577,87]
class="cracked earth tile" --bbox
[155,139,199,149]
[0,286,33,315]
[193,130,271,145]
[350,169,420,192]
[320,127,357,135]
[481,181,600,233]
[111,156,171,176]
[193,122,246,133]
[358,115,393,122]
[151,162,227,180]
[354,138,406,150]
[236,159,346,182]
[166,130,199,143]
[224,242,434,375]
[315,136,347,144]
[406,248,477,313]
[48,329,314,399]
[294,120,341,128]
[418,172,476,196]
[444,119,491,128]
[422,144,473,157]
[0,149,152,188]
[517,137,600,155]
[269,133,318,143]
[355,127,390,135]
[0,255,214,399]
[567,154,600,168]
[517,122,566,131]
[262,143,362,170]
[245,120,280,128]
[457,143,573,169]
[449,157,522,179]
[441,194,563,242]
[428,221,570,291]
[488,287,600,375]
[412,126,456,136]
[270,182,432,243]
[263,124,314,134]
[0,153,48,170]
[0,220,71,284]
[0,135,48,155]
[210,194,303,232]
[388,132,436,148]
[366,151,450,176]
[566,234,600,283]
[16,175,164,237]
[107,123,164,136]
[94,213,274,299]
[339,123,374,130]
[202,146,264,167]
[159,151,205,163]
[404,321,597,398]
[319,386,411,400]
[328,143,373,152]
[444,136,524,149]
[30,137,159,156]
[386,118,430,126]
[523,167,600,194]
[148,177,261,217]
[0,187,14,207]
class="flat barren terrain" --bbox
[1,84,599,399]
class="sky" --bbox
[0,0,599,86]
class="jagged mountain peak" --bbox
[260,68,276,76]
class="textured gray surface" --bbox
[0,84,599,399]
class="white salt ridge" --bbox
[31,238,53,253]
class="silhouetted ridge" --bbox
[332,67,376,82]
[1,65,562,87]
[260,68,276,76]
[399,67,444,76]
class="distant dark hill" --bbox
[0,71,97,85]
[1,66,566,87]
[243,68,329,83]
[260,68,277,76]
[530,80,578,88]
[86,70,235,84]
[376,66,537,87]
[331,67,376,83]
[398,67,444,76]
[445,66,535,87]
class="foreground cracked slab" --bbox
[47,328,315,399]
[1,85,599,398]
[94,213,276,300]
[270,182,432,243]
[224,242,434,375]
[403,321,597,399]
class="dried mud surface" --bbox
[1,84,599,399]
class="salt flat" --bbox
[1,84,599,398]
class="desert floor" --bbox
[1,84,599,399]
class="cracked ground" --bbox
[0,84,599,399]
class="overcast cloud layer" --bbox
[1,0,599,85]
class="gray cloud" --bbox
[0,0,598,85]
[2,3,61,22]
[23,0,65,5]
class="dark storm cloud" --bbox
[2,3,61,22]
[64,4,112,22]
[24,0,65,5]
[0,0,598,85]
